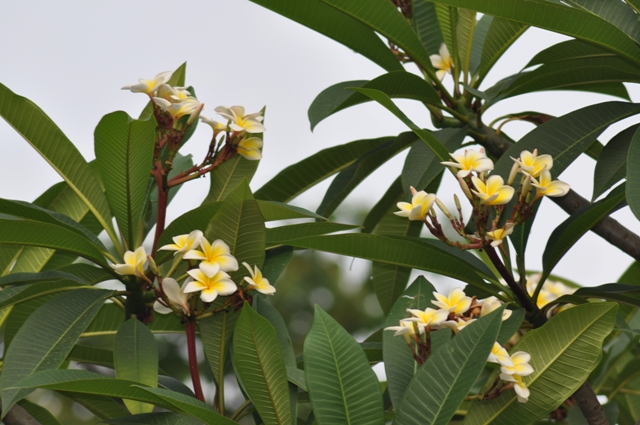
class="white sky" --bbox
[1,1,639,289]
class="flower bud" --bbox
[507,162,519,186]
[435,197,454,221]
[454,194,461,211]
[520,175,532,200]
[457,176,473,200]
[147,255,161,277]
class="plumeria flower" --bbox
[184,238,239,276]
[159,230,204,256]
[531,170,570,197]
[526,275,575,309]
[200,115,227,133]
[156,84,191,102]
[487,342,514,366]
[441,317,476,333]
[480,297,512,321]
[243,262,275,295]
[486,223,515,248]
[432,288,472,314]
[215,106,266,133]
[471,175,515,206]
[153,278,190,315]
[122,71,172,95]
[441,149,494,178]
[500,351,534,378]
[185,268,237,303]
[512,150,553,178]
[395,187,437,221]
[406,307,449,328]
[237,137,263,161]
[385,319,424,336]
[111,246,147,278]
[430,43,453,80]
[154,97,202,121]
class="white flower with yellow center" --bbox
[430,43,453,80]
[500,351,534,378]
[156,84,191,102]
[237,137,263,161]
[153,278,190,315]
[441,149,494,178]
[406,307,449,328]
[111,246,147,278]
[385,319,424,336]
[531,170,570,197]
[486,223,515,248]
[432,288,472,314]
[512,150,553,178]
[480,297,512,321]
[184,238,239,276]
[154,97,202,121]
[395,187,437,221]
[471,175,515,206]
[526,276,574,309]
[200,116,227,133]
[487,342,514,366]
[184,268,237,303]
[215,106,266,133]
[440,317,475,333]
[122,71,172,95]
[243,262,275,295]
[159,230,203,256]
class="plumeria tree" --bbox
[3,1,640,425]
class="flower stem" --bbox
[485,246,537,314]
[186,321,205,402]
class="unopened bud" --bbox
[521,175,532,200]
[457,176,473,199]
[454,194,462,211]
[507,162,519,186]
[435,198,454,221]
[147,255,161,277]
[409,186,418,196]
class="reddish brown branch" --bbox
[186,321,205,402]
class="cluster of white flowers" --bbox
[110,229,275,316]
[526,273,575,311]
[487,342,534,403]
[122,71,265,161]
[385,287,511,335]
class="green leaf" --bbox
[383,276,437,409]
[593,124,637,200]
[426,0,640,68]
[563,0,640,44]
[254,297,296,367]
[0,288,112,415]
[456,9,476,76]
[351,88,451,161]
[114,319,159,414]
[317,132,417,217]
[434,5,456,64]
[494,102,640,179]
[474,18,527,85]
[0,270,85,286]
[412,0,444,55]
[304,305,385,425]
[496,308,524,345]
[393,307,503,425]
[255,136,393,203]
[0,219,110,268]
[542,184,626,282]
[362,177,403,234]
[261,246,293,286]
[67,344,114,368]
[17,399,63,425]
[249,0,403,72]
[308,72,440,131]
[526,39,617,68]
[256,200,327,221]
[279,233,502,297]
[8,369,236,425]
[55,263,115,285]
[200,309,240,387]
[626,125,640,222]
[203,153,259,203]
[205,181,266,280]
[0,280,86,310]
[401,127,466,198]
[464,302,618,425]
[266,223,359,248]
[571,284,640,307]
[0,83,118,249]
[95,111,156,250]
[318,0,433,73]
[105,413,204,425]
[469,14,491,75]
[233,303,292,425]
[82,304,185,337]
[60,391,130,421]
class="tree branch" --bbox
[476,125,640,263]
[573,381,609,425]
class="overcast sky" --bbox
[1,1,639,289]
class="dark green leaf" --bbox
[203,154,259,203]
[526,39,617,68]
[261,246,293,286]
[105,412,204,425]
[267,223,359,249]
[200,309,240,387]
[563,0,640,44]
[412,0,444,55]
[362,177,403,234]
[61,391,130,420]
[469,14,492,75]
[67,344,114,368]
[497,308,525,345]
[626,125,640,222]
[16,399,62,425]
[593,124,637,200]
[304,305,384,425]
[474,18,527,86]
[0,280,86,310]
[256,200,327,221]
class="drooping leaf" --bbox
[542,184,626,282]
[16,399,63,425]
[496,308,525,345]
[54,263,115,285]
[261,246,293,286]
[464,302,618,425]
[114,319,159,414]
[362,177,404,234]
[255,136,393,203]
[82,303,184,337]
[95,111,156,250]
[393,307,503,425]
[61,391,130,421]
[256,201,327,221]
[105,412,204,425]
[563,0,640,44]
[570,284,640,307]
[308,72,440,131]
[0,289,112,414]
[412,0,444,55]
[526,39,617,68]
[317,132,417,217]
[249,0,403,72]
[304,305,385,425]
[383,276,437,409]
[266,222,359,248]
[593,124,637,200]
[67,344,114,369]
[626,125,640,222]
[0,280,86,310]
[233,303,292,425]
[474,18,527,85]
